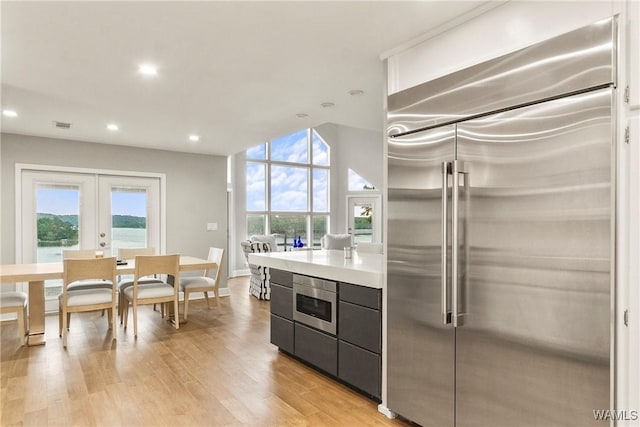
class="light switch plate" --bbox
[207,222,218,231]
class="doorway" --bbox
[18,166,164,311]
[346,195,381,244]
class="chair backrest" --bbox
[321,234,353,250]
[206,247,225,280]
[356,242,383,254]
[134,254,180,290]
[250,234,278,251]
[63,249,100,259]
[63,257,117,293]
[118,247,156,259]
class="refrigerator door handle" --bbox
[452,160,467,327]
[441,161,451,325]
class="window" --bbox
[246,129,330,250]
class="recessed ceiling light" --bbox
[138,64,158,76]
[321,102,335,108]
[296,113,308,118]
[349,89,364,96]
[107,123,119,131]
[2,109,18,118]
[189,134,200,142]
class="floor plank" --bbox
[1,277,409,426]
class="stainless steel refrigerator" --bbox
[386,17,616,427]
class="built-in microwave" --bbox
[292,274,337,335]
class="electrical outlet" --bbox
[207,222,218,231]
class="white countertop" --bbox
[248,249,384,289]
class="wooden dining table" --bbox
[0,255,216,346]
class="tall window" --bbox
[246,129,330,249]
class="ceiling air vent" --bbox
[53,121,71,129]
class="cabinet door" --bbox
[294,323,337,376]
[270,315,294,354]
[339,301,381,353]
[339,340,381,399]
[271,283,293,320]
[340,282,380,310]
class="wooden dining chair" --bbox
[180,247,224,319]
[0,291,28,346]
[62,249,111,328]
[116,247,163,322]
[122,254,180,337]
[59,257,117,348]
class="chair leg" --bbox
[119,291,124,324]
[59,305,63,338]
[111,301,117,342]
[17,307,25,346]
[173,297,180,330]
[214,286,221,310]
[62,308,68,348]
[107,307,113,329]
[203,291,210,309]
[184,290,190,320]
[133,302,138,338]
[123,299,129,329]
[67,312,71,331]
[160,303,165,318]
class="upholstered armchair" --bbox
[320,233,353,250]
[240,241,272,300]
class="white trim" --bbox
[16,163,166,180]
[231,269,250,277]
[377,404,396,419]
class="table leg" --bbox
[27,280,46,346]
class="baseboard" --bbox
[231,269,250,277]
[377,404,396,419]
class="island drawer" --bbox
[338,301,381,353]
[270,269,293,287]
[338,340,381,399]
[339,282,381,310]
[294,323,337,376]
[270,283,293,320]
[270,315,294,354]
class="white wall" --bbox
[1,133,229,291]
[383,0,639,420]
[229,123,383,275]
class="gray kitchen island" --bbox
[248,249,384,401]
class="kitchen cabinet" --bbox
[338,282,382,400]
[268,269,382,401]
[269,269,293,352]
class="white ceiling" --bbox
[1,1,489,156]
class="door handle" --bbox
[99,242,106,248]
[452,160,467,327]
[441,161,451,325]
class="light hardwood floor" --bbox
[1,277,410,426]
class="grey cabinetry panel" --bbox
[270,283,293,320]
[340,282,381,310]
[339,341,381,399]
[270,269,293,287]
[339,301,381,353]
[271,315,294,354]
[295,323,337,376]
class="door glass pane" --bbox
[110,188,147,256]
[270,214,307,251]
[36,185,79,297]
[313,169,328,212]
[247,214,266,237]
[271,166,308,211]
[353,202,373,243]
[246,162,266,211]
[312,215,328,248]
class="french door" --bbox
[20,169,162,311]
